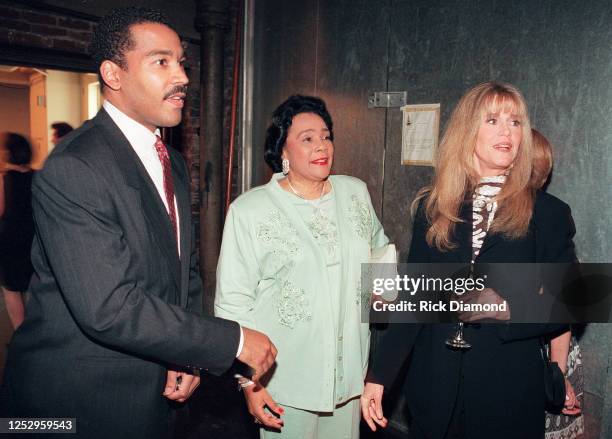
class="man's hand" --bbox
[163,369,200,403]
[238,327,277,380]
[361,382,388,431]
[243,384,284,429]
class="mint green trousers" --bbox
[259,397,360,439]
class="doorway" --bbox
[0,64,101,378]
[0,65,101,166]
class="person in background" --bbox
[532,128,584,438]
[215,95,389,438]
[0,133,34,330]
[50,122,74,145]
[530,128,553,189]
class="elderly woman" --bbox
[215,95,389,438]
[362,82,576,439]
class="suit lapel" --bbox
[170,150,192,307]
[477,230,504,259]
[93,109,181,294]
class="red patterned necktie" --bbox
[154,135,178,242]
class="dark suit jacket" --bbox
[2,109,240,439]
[368,191,576,439]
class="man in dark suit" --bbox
[1,7,275,438]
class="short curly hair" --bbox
[264,95,334,173]
[90,7,173,86]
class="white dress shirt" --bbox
[103,100,181,256]
[103,101,244,358]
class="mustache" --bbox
[164,85,188,99]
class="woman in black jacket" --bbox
[361,82,576,439]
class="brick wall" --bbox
[0,3,93,54]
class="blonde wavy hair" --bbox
[415,81,535,251]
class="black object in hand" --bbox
[232,359,256,379]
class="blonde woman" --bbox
[362,82,577,439]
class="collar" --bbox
[478,174,507,185]
[103,100,161,152]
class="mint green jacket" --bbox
[214,174,388,411]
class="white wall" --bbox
[46,70,82,150]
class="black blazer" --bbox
[2,109,240,439]
[369,191,576,439]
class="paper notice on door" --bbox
[401,103,440,166]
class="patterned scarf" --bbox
[471,175,506,263]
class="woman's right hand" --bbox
[562,378,582,416]
[361,382,388,431]
[243,384,284,429]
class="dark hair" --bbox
[90,7,173,87]
[264,95,334,172]
[3,133,32,166]
[51,122,74,139]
